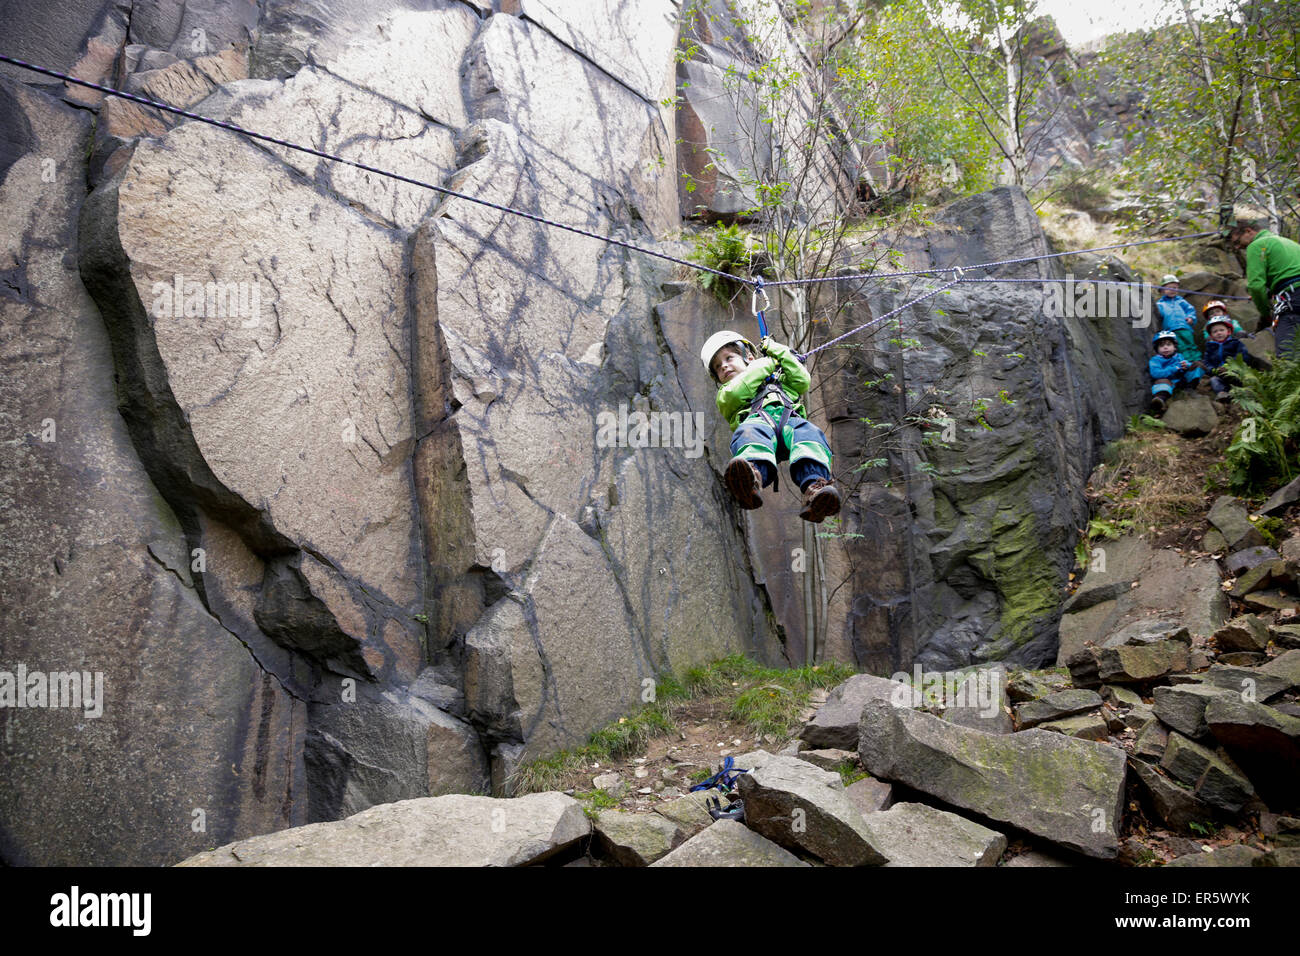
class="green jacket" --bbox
[1245,229,1300,320]
[715,339,811,430]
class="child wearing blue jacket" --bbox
[1195,307,1269,402]
[1148,330,1202,413]
[1156,275,1200,363]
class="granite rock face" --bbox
[819,187,1151,673]
[1,0,791,865]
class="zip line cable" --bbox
[0,52,1233,360]
[0,53,743,286]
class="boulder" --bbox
[1259,476,1300,516]
[1097,640,1190,683]
[1129,759,1218,832]
[1015,689,1104,728]
[1006,671,1059,702]
[1038,713,1109,741]
[1202,528,1228,553]
[844,778,894,814]
[1260,649,1300,690]
[1226,546,1281,577]
[1194,664,1290,702]
[796,749,859,772]
[802,674,909,750]
[1231,560,1293,598]
[1134,719,1169,760]
[1101,618,1191,648]
[649,820,810,867]
[593,811,686,866]
[1217,652,1270,667]
[1203,696,1300,807]
[1253,847,1300,866]
[1207,496,1266,551]
[1213,615,1271,654]
[859,802,1007,867]
[1058,540,1225,664]
[857,699,1127,859]
[1160,733,1256,815]
[1165,845,1265,867]
[1152,684,1241,741]
[1161,393,1218,436]
[941,664,1014,734]
[652,791,717,839]
[737,756,889,866]
[178,792,589,866]
[1242,590,1300,614]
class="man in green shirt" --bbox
[1229,222,1300,357]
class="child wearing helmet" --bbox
[1197,304,1268,402]
[1156,274,1200,363]
[700,331,840,522]
[1148,329,1202,413]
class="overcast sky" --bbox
[1038,0,1237,45]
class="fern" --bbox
[1223,355,1300,495]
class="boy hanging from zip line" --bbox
[700,329,841,523]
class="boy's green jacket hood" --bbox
[714,339,811,429]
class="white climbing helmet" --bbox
[1204,305,1234,333]
[700,330,755,378]
[1152,330,1178,348]
[1161,274,1179,287]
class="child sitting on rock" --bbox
[1195,305,1269,403]
[1148,330,1202,413]
[700,330,840,523]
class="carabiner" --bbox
[751,277,773,339]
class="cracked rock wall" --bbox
[1,0,790,863]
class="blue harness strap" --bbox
[689,755,749,793]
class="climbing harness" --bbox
[690,755,748,820]
[745,277,799,490]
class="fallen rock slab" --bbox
[857,699,1127,859]
[737,756,888,866]
[1226,546,1280,576]
[1195,664,1291,702]
[844,777,893,814]
[593,810,685,866]
[1260,475,1300,516]
[796,748,858,772]
[1038,713,1109,741]
[859,802,1007,867]
[1135,719,1169,760]
[1162,394,1217,436]
[1203,696,1300,807]
[649,820,810,867]
[1160,733,1257,815]
[1208,496,1266,551]
[652,790,717,838]
[1016,689,1104,728]
[1097,640,1190,683]
[1152,684,1241,740]
[177,792,589,866]
[1165,844,1265,867]
[802,674,910,750]
[1129,759,1217,832]
[1260,649,1300,691]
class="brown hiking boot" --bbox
[799,478,841,523]
[725,456,763,509]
